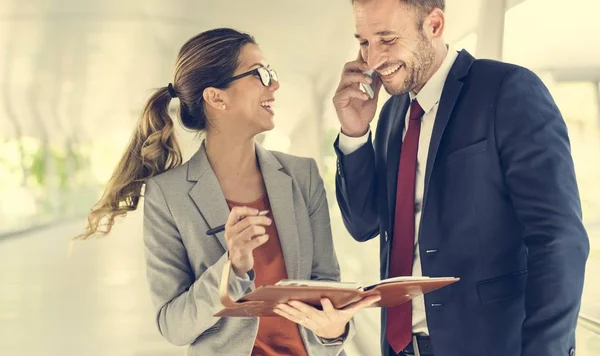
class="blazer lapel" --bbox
[421,50,474,243]
[256,145,301,280]
[186,142,301,279]
[187,143,230,251]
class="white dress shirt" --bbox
[338,47,459,335]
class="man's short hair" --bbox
[398,0,444,12]
[352,0,445,28]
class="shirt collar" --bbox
[409,45,459,114]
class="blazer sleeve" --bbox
[143,177,255,346]
[300,158,356,355]
[494,67,590,356]
[334,131,381,242]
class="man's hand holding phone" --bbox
[332,51,382,138]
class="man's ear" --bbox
[425,8,445,39]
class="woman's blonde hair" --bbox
[77,28,256,239]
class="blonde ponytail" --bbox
[77,87,182,239]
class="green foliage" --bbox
[0,138,100,234]
[29,145,47,185]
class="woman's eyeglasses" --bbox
[227,66,279,87]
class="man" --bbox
[332,0,590,355]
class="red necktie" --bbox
[386,99,424,353]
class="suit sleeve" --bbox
[143,177,255,346]
[334,126,384,242]
[494,67,590,356]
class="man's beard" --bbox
[384,33,435,96]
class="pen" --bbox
[205,210,270,236]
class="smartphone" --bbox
[361,70,377,99]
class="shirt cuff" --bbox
[316,322,350,345]
[232,268,255,283]
[229,268,255,299]
[338,129,370,155]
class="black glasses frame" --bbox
[227,66,278,87]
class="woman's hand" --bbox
[224,207,272,277]
[273,295,381,339]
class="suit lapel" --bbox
[187,143,230,251]
[384,50,474,246]
[256,145,301,280]
[420,50,474,245]
[185,142,302,279]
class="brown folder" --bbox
[215,261,459,317]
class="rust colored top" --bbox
[226,195,308,356]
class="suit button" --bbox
[569,347,575,356]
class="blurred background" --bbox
[0,0,599,355]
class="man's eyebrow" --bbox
[375,30,399,36]
[355,30,399,39]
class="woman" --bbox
[79,28,379,355]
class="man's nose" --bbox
[366,47,384,71]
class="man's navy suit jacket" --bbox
[335,50,589,356]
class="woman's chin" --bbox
[262,123,275,133]
[250,121,275,138]
[261,116,275,131]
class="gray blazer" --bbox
[143,142,355,356]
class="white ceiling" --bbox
[0,0,598,143]
[503,0,600,71]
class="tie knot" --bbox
[409,99,424,121]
